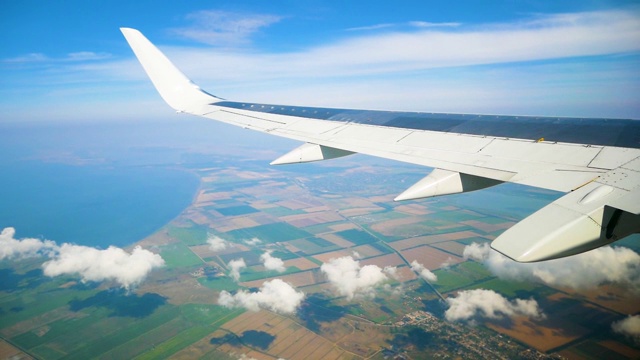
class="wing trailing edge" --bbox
[121,28,640,262]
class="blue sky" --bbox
[1,0,639,123]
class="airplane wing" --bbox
[120,28,640,262]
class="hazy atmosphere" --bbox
[1,1,639,359]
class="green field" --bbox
[467,277,547,298]
[261,206,306,217]
[433,261,494,293]
[160,243,204,268]
[168,225,208,246]
[216,205,259,216]
[226,223,311,243]
[198,277,241,292]
[240,266,302,282]
[336,229,378,245]
[288,238,341,255]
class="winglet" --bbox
[120,28,220,113]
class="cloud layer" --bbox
[1,227,164,289]
[320,256,390,299]
[218,279,305,314]
[464,242,640,291]
[445,289,544,322]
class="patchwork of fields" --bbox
[1,159,639,359]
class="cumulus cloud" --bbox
[172,10,282,46]
[260,251,285,273]
[383,266,399,279]
[445,289,544,323]
[410,260,438,282]
[0,227,57,260]
[463,243,640,291]
[218,279,305,314]
[1,227,164,289]
[320,256,389,300]
[207,234,228,251]
[612,315,640,342]
[440,257,456,269]
[228,258,247,281]
[42,244,164,289]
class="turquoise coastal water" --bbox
[0,120,222,248]
[0,118,293,248]
[0,161,199,247]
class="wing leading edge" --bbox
[120,28,640,262]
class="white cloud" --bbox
[410,260,438,282]
[7,9,640,123]
[320,256,389,300]
[260,251,285,273]
[408,21,461,28]
[165,10,640,83]
[612,315,640,342]
[440,257,456,269]
[3,53,49,63]
[0,227,57,260]
[207,234,228,251]
[463,242,640,291]
[445,289,544,322]
[65,52,111,62]
[244,238,262,246]
[383,266,399,279]
[3,52,110,64]
[228,258,247,282]
[218,279,305,314]
[172,10,282,46]
[237,355,258,360]
[346,23,395,32]
[42,244,164,290]
[1,227,164,289]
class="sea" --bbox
[0,118,292,248]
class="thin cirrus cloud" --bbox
[2,8,639,122]
[170,10,283,46]
[3,52,111,64]
[0,227,164,289]
[346,21,460,32]
[165,9,640,82]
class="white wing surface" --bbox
[121,28,640,262]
